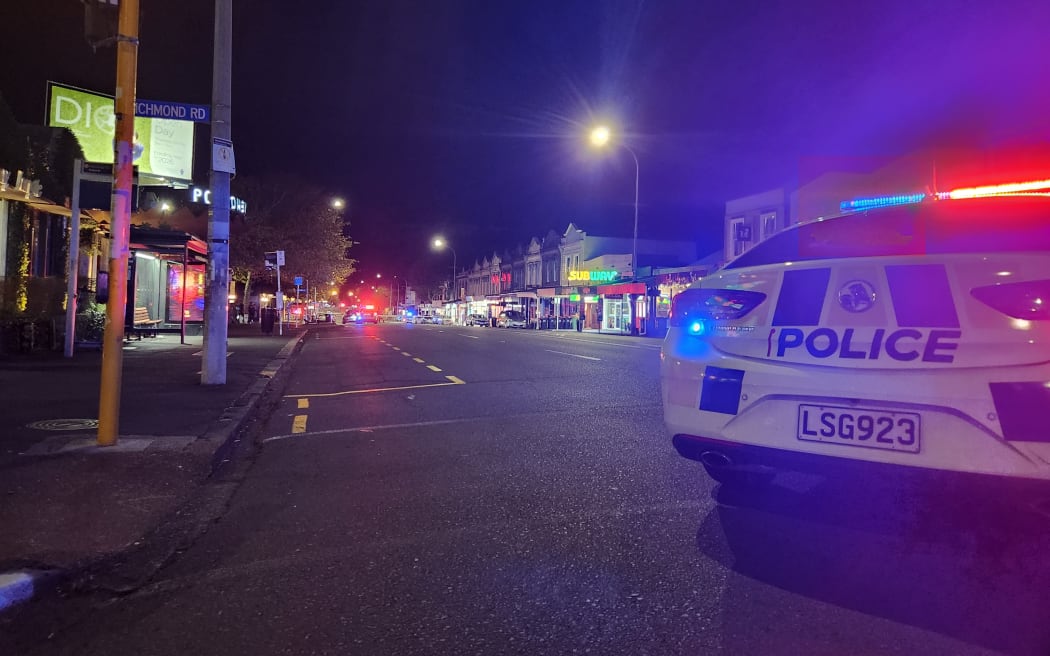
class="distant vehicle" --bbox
[342,310,364,325]
[496,310,527,328]
[662,195,1050,488]
[467,313,489,326]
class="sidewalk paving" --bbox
[0,321,314,612]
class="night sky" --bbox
[3,0,1049,282]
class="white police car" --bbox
[662,193,1050,486]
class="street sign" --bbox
[135,99,210,122]
[294,276,303,287]
[276,250,285,266]
[212,137,236,174]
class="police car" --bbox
[661,191,1050,486]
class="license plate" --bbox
[797,404,920,453]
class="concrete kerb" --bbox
[0,329,308,616]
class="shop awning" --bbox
[597,282,646,295]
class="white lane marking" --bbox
[545,349,601,361]
[427,365,442,372]
[413,358,425,363]
[285,379,463,399]
[550,335,661,350]
[458,334,479,339]
[264,417,478,443]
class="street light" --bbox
[331,198,345,210]
[589,124,640,281]
[432,236,457,303]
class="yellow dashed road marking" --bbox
[402,352,412,357]
[413,358,425,363]
[297,398,309,409]
[446,375,466,384]
[292,415,308,433]
[392,347,401,351]
[427,365,442,372]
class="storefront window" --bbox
[167,261,206,322]
[134,253,162,320]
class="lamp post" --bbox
[589,125,640,280]
[432,237,457,303]
[590,124,642,335]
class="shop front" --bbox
[597,282,648,335]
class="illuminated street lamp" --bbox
[331,198,345,210]
[432,236,457,303]
[589,124,640,281]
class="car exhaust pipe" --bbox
[699,450,732,469]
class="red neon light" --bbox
[946,178,1050,200]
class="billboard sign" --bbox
[48,83,194,181]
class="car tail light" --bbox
[970,279,1050,320]
[669,288,767,335]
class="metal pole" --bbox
[202,0,233,385]
[180,242,188,344]
[276,263,283,335]
[624,145,640,280]
[97,0,139,446]
[64,159,82,358]
[625,144,640,336]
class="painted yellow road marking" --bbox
[292,415,308,433]
[446,375,466,384]
[297,398,309,409]
[392,346,401,351]
[401,352,412,357]
[427,365,442,372]
[285,380,465,399]
[413,357,425,363]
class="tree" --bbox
[230,175,356,301]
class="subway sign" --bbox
[568,269,618,282]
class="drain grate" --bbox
[26,418,99,431]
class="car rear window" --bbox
[725,197,1050,269]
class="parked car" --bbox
[467,313,489,326]
[496,310,527,328]
[662,195,1050,487]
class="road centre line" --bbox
[427,365,442,372]
[446,375,466,384]
[413,357,425,363]
[392,346,401,351]
[401,351,412,356]
[284,378,466,399]
[545,349,601,361]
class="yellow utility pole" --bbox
[97,0,140,446]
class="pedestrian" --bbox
[576,309,584,332]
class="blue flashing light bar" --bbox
[839,192,927,213]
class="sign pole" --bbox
[64,160,83,358]
[202,0,233,385]
[97,0,139,447]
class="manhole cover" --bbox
[26,418,99,431]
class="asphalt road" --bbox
[22,322,1050,655]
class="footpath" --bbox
[0,321,312,614]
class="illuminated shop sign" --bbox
[48,83,194,181]
[490,272,512,285]
[568,269,618,282]
[189,186,248,214]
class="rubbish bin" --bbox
[261,307,276,335]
